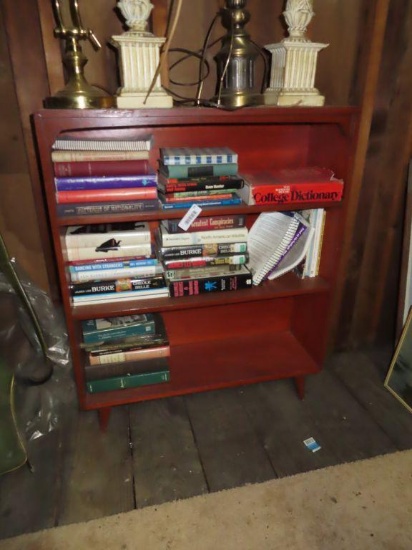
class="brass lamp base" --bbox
[44,86,114,109]
[213,90,262,109]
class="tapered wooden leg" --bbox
[98,407,112,432]
[294,376,305,400]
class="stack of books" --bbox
[157,214,253,297]
[66,222,169,305]
[51,135,160,217]
[82,313,171,393]
[157,147,244,210]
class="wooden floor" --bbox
[1,347,412,540]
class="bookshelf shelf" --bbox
[33,106,359,429]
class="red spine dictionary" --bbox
[53,159,150,178]
[56,187,158,204]
[239,167,344,205]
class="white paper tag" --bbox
[178,204,202,231]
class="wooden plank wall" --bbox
[1,0,409,350]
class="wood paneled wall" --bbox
[1,0,410,350]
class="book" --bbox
[72,287,169,305]
[159,224,248,247]
[160,191,238,202]
[82,314,156,344]
[68,257,159,272]
[84,357,170,381]
[56,199,160,217]
[56,186,158,203]
[163,254,248,270]
[52,135,152,151]
[160,242,248,259]
[247,212,314,284]
[70,274,167,297]
[165,264,239,280]
[69,264,163,283]
[159,161,238,179]
[163,214,246,233]
[88,344,171,365]
[160,147,238,165]
[85,369,170,393]
[54,171,157,190]
[159,196,243,210]
[238,167,344,205]
[158,175,245,193]
[167,265,253,297]
[64,222,151,248]
[296,208,326,278]
[66,242,153,262]
[51,150,150,163]
[53,159,151,177]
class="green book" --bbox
[159,161,238,179]
[82,314,156,344]
[85,369,170,393]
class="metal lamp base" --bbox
[44,86,114,109]
[213,90,262,109]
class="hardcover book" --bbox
[56,186,157,204]
[84,356,170,381]
[52,151,150,163]
[56,199,160,217]
[85,369,170,393]
[53,159,152,177]
[65,242,153,262]
[68,257,159,272]
[160,242,248,259]
[160,191,238,201]
[163,214,246,233]
[69,264,163,283]
[160,147,238,165]
[64,222,151,248]
[167,265,253,297]
[82,314,156,344]
[238,167,344,205]
[159,161,238,179]
[88,344,171,365]
[159,224,248,247]
[54,170,157,189]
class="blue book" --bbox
[55,173,158,191]
[160,197,243,210]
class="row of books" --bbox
[52,136,345,218]
[81,313,170,393]
[65,208,326,305]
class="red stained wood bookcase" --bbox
[33,106,359,429]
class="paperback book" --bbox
[160,242,248,259]
[65,242,153,262]
[158,175,245,193]
[52,135,152,151]
[70,274,167,296]
[64,222,151,248]
[159,196,242,210]
[166,265,253,297]
[68,257,159,272]
[159,223,248,247]
[163,214,246,233]
[163,254,248,270]
[88,344,171,365]
[69,264,163,283]
[71,286,169,305]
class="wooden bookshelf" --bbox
[33,106,359,429]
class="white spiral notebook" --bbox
[247,212,315,285]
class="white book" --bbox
[53,136,152,152]
[159,223,248,247]
[66,242,153,262]
[64,222,151,249]
[72,287,169,305]
[247,212,314,285]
